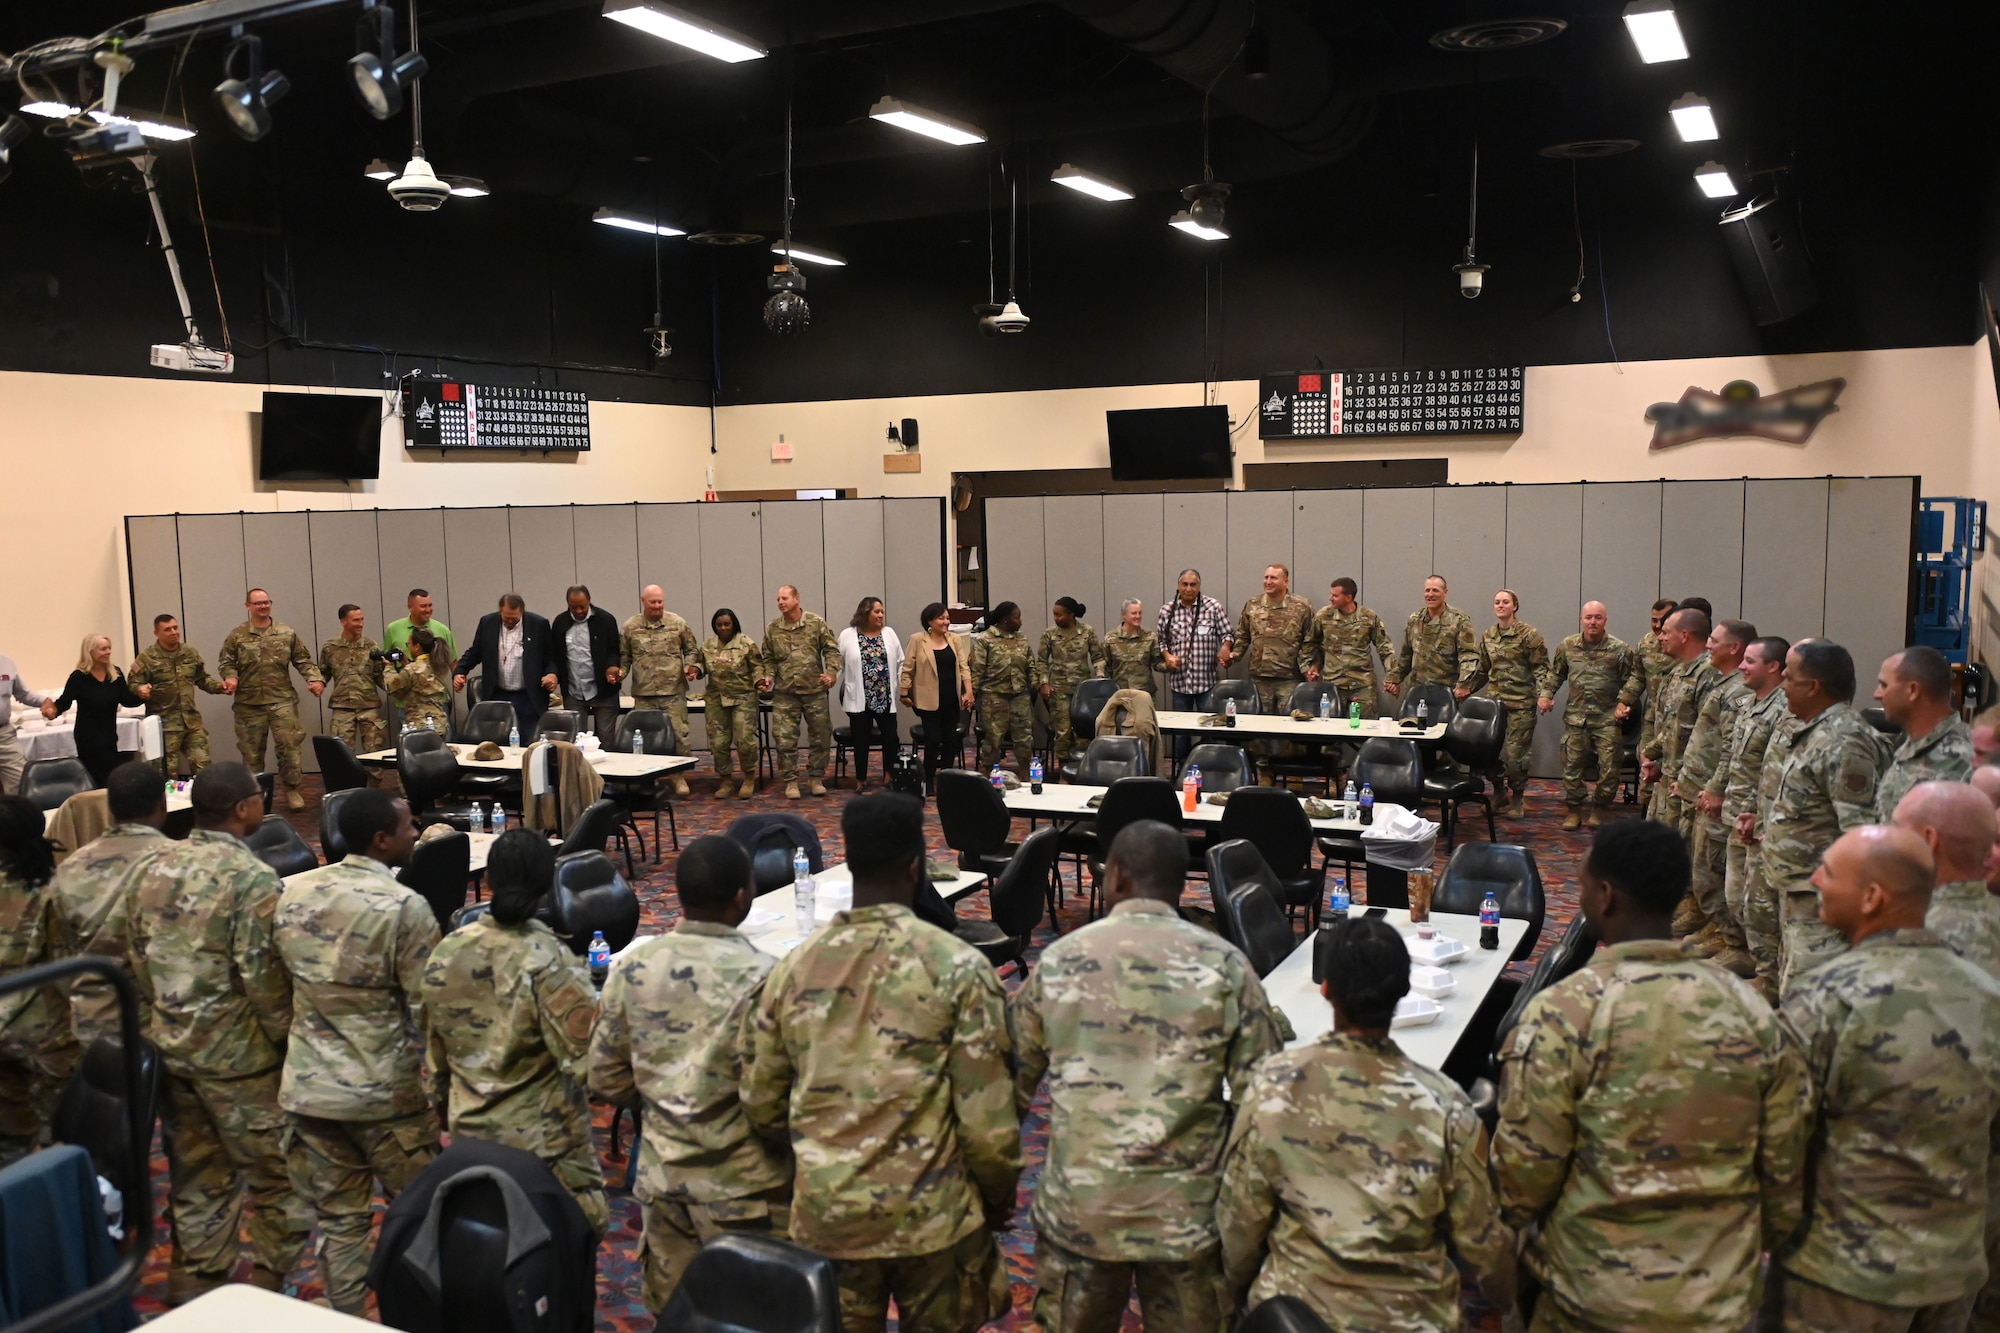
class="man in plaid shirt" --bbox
[1155,569,1235,764]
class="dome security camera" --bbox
[1454,251,1489,299]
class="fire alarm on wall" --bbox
[771,435,793,462]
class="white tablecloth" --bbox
[12,710,148,764]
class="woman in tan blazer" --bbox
[899,601,974,789]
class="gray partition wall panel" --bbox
[986,497,1047,636]
[379,510,449,634]
[242,513,322,764]
[823,499,887,631]
[883,498,944,642]
[1162,493,1227,628]
[1362,488,1435,623]
[438,509,510,635]
[1581,482,1664,642]
[1742,479,1830,644]
[307,511,384,651]
[761,502,828,621]
[125,517,183,652]
[175,514,248,766]
[1824,477,1917,678]
[574,505,642,620]
[1226,492,1297,617]
[1505,486,1585,778]
[1433,487,1507,613]
[1043,496,1106,643]
[693,504,763,640]
[1659,480,1745,620]
[1294,490,1365,611]
[508,507,581,621]
[1102,494,1163,617]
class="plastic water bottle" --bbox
[1318,693,1332,720]
[1415,699,1429,725]
[1358,782,1375,827]
[508,720,521,747]
[989,763,1006,790]
[792,849,817,936]
[1028,756,1043,793]
[632,729,645,756]
[1348,701,1361,729]
[1328,875,1350,921]
[1342,777,1359,822]
[1182,763,1201,812]
[491,806,507,837]
[1480,891,1502,950]
[1225,697,1237,719]
[470,803,486,834]
[588,930,611,984]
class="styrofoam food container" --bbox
[1392,994,1441,1027]
[1406,932,1470,965]
[1409,964,1456,998]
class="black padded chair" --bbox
[1397,682,1458,727]
[1224,877,1297,979]
[745,822,810,898]
[607,709,679,861]
[402,830,473,932]
[18,757,93,811]
[936,768,1019,877]
[399,727,448,759]
[954,825,1058,973]
[1179,743,1257,794]
[724,812,825,870]
[1239,1296,1334,1333]
[1459,912,1600,1107]
[1422,696,1505,848]
[1059,678,1122,780]
[1349,736,1424,814]
[244,815,318,879]
[320,787,364,862]
[1217,787,1328,930]
[1266,681,1344,791]
[312,734,372,793]
[1434,841,1546,961]
[661,1233,843,1333]
[1201,680,1262,716]
[460,701,517,744]
[534,709,580,743]
[1084,777,1182,916]
[1074,735,1149,784]
[52,1034,161,1209]
[556,797,632,875]
[1206,836,1270,942]
[543,850,641,955]
[398,746,478,831]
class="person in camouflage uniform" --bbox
[1874,646,1975,821]
[1223,564,1315,716]
[699,608,765,799]
[590,836,792,1314]
[1387,575,1481,703]
[50,761,171,1044]
[1304,577,1393,719]
[1537,602,1642,829]
[1634,599,1678,805]
[1039,597,1106,774]
[1010,820,1284,1333]
[623,584,701,799]
[422,828,604,1235]
[122,763,306,1302]
[1711,636,1792,1001]
[1763,641,1891,994]
[0,795,81,1166]
[1217,915,1514,1329]
[969,602,1044,779]
[383,627,452,735]
[1771,825,2000,1329]
[1493,820,1808,1333]
[1670,619,1756,968]
[743,794,1019,1333]
[318,604,387,758]
[1891,781,2000,982]
[1481,590,1549,819]
[1640,607,1722,834]
[1101,599,1164,697]
[129,612,229,775]
[218,588,324,811]
[274,788,441,1316]
[759,585,839,799]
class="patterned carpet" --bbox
[120,763,1630,1328]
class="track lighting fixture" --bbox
[214,34,289,142]
[349,4,428,120]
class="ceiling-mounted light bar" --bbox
[1622,0,1688,63]
[772,240,846,267]
[21,99,81,117]
[602,0,765,62]
[594,207,686,236]
[1168,210,1227,241]
[19,100,197,141]
[1051,163,1133,201]
[1668,92,1718,142]
[444,176,489,198]
[868,96,985,147]
[1693,160,1737,198]
[363,157,397,180]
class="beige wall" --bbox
[1969,341,2000,666]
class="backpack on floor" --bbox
[888,747,926,797]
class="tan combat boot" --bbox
[671,776,691,799]
[785,780,801,800]
[1672,896,1705,937]
[1561,809,1582,831]
[1712,947,1759,978]
[287,787,305,812]
[1506,791,1526,819]
[1586,807,1604,828]
[739,777,758,800]
[808,779,828,796]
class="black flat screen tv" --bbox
[1106,405,1233,481]
[259,392,382,481]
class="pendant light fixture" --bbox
[1453,136,1489,297]
[1170,63,1230,240]
[764,48,809,334]
[981,161,1029,334]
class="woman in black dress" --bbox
[43,634,149,787]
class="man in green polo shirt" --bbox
[382,588,457,664]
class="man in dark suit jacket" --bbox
[454,592,557,736]
[556,584,625,738]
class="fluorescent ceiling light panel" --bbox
[593,207,686,236]
[363,158,397,180]
[772,241,846,267]
[1669,92,1718,142]
[1051,163,1133,201]
[868,96,985,146]
[445,178,489,198]
[1693,160,1737,198]
[1168,210,1228,241]
[602,1,765,62]
[1622,0,1689,62]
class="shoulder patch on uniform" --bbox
[1838,752,1877,798]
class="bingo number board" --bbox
[1258,366,1524,438]
[400,377,591,451]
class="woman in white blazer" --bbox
[836,596,905,790]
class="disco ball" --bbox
[763,289,811,335]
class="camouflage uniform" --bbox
[0,869,81,1162]
[218,620,322,792]
[1636,629,1676,789]
[590,920,792,1314]
[622,612,701,763]
[317,635,386,757]
[698,634,765,785]
[383,655,451,734]
[1493,939,1809,1333]
[128,642,227,775]
[1877,713,1976,822]
[1008,898,1284,1333]
[1774,929,2000,1326]
[743,902,1019,1333]
[1715,688,1791,993]
[1675,671,1753,953]
[1537,633,1643,812]
[1235,594,1316,716]
[1925,880,2000,983]
[1643,652,1722,828]
[1392,603,1481,697]
[1101,626,1164,697]
[969,627,1044,775]
[1304,604,1393,719]
[1761,702,1889,993]
[1480,622,1549,804]
[1039,622,1106,772]
[50,821,171,1044]
[763,612,839,786]
[1216,1031,1514,1330]
[275,854,443,1315]
[124,828,306,1284]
